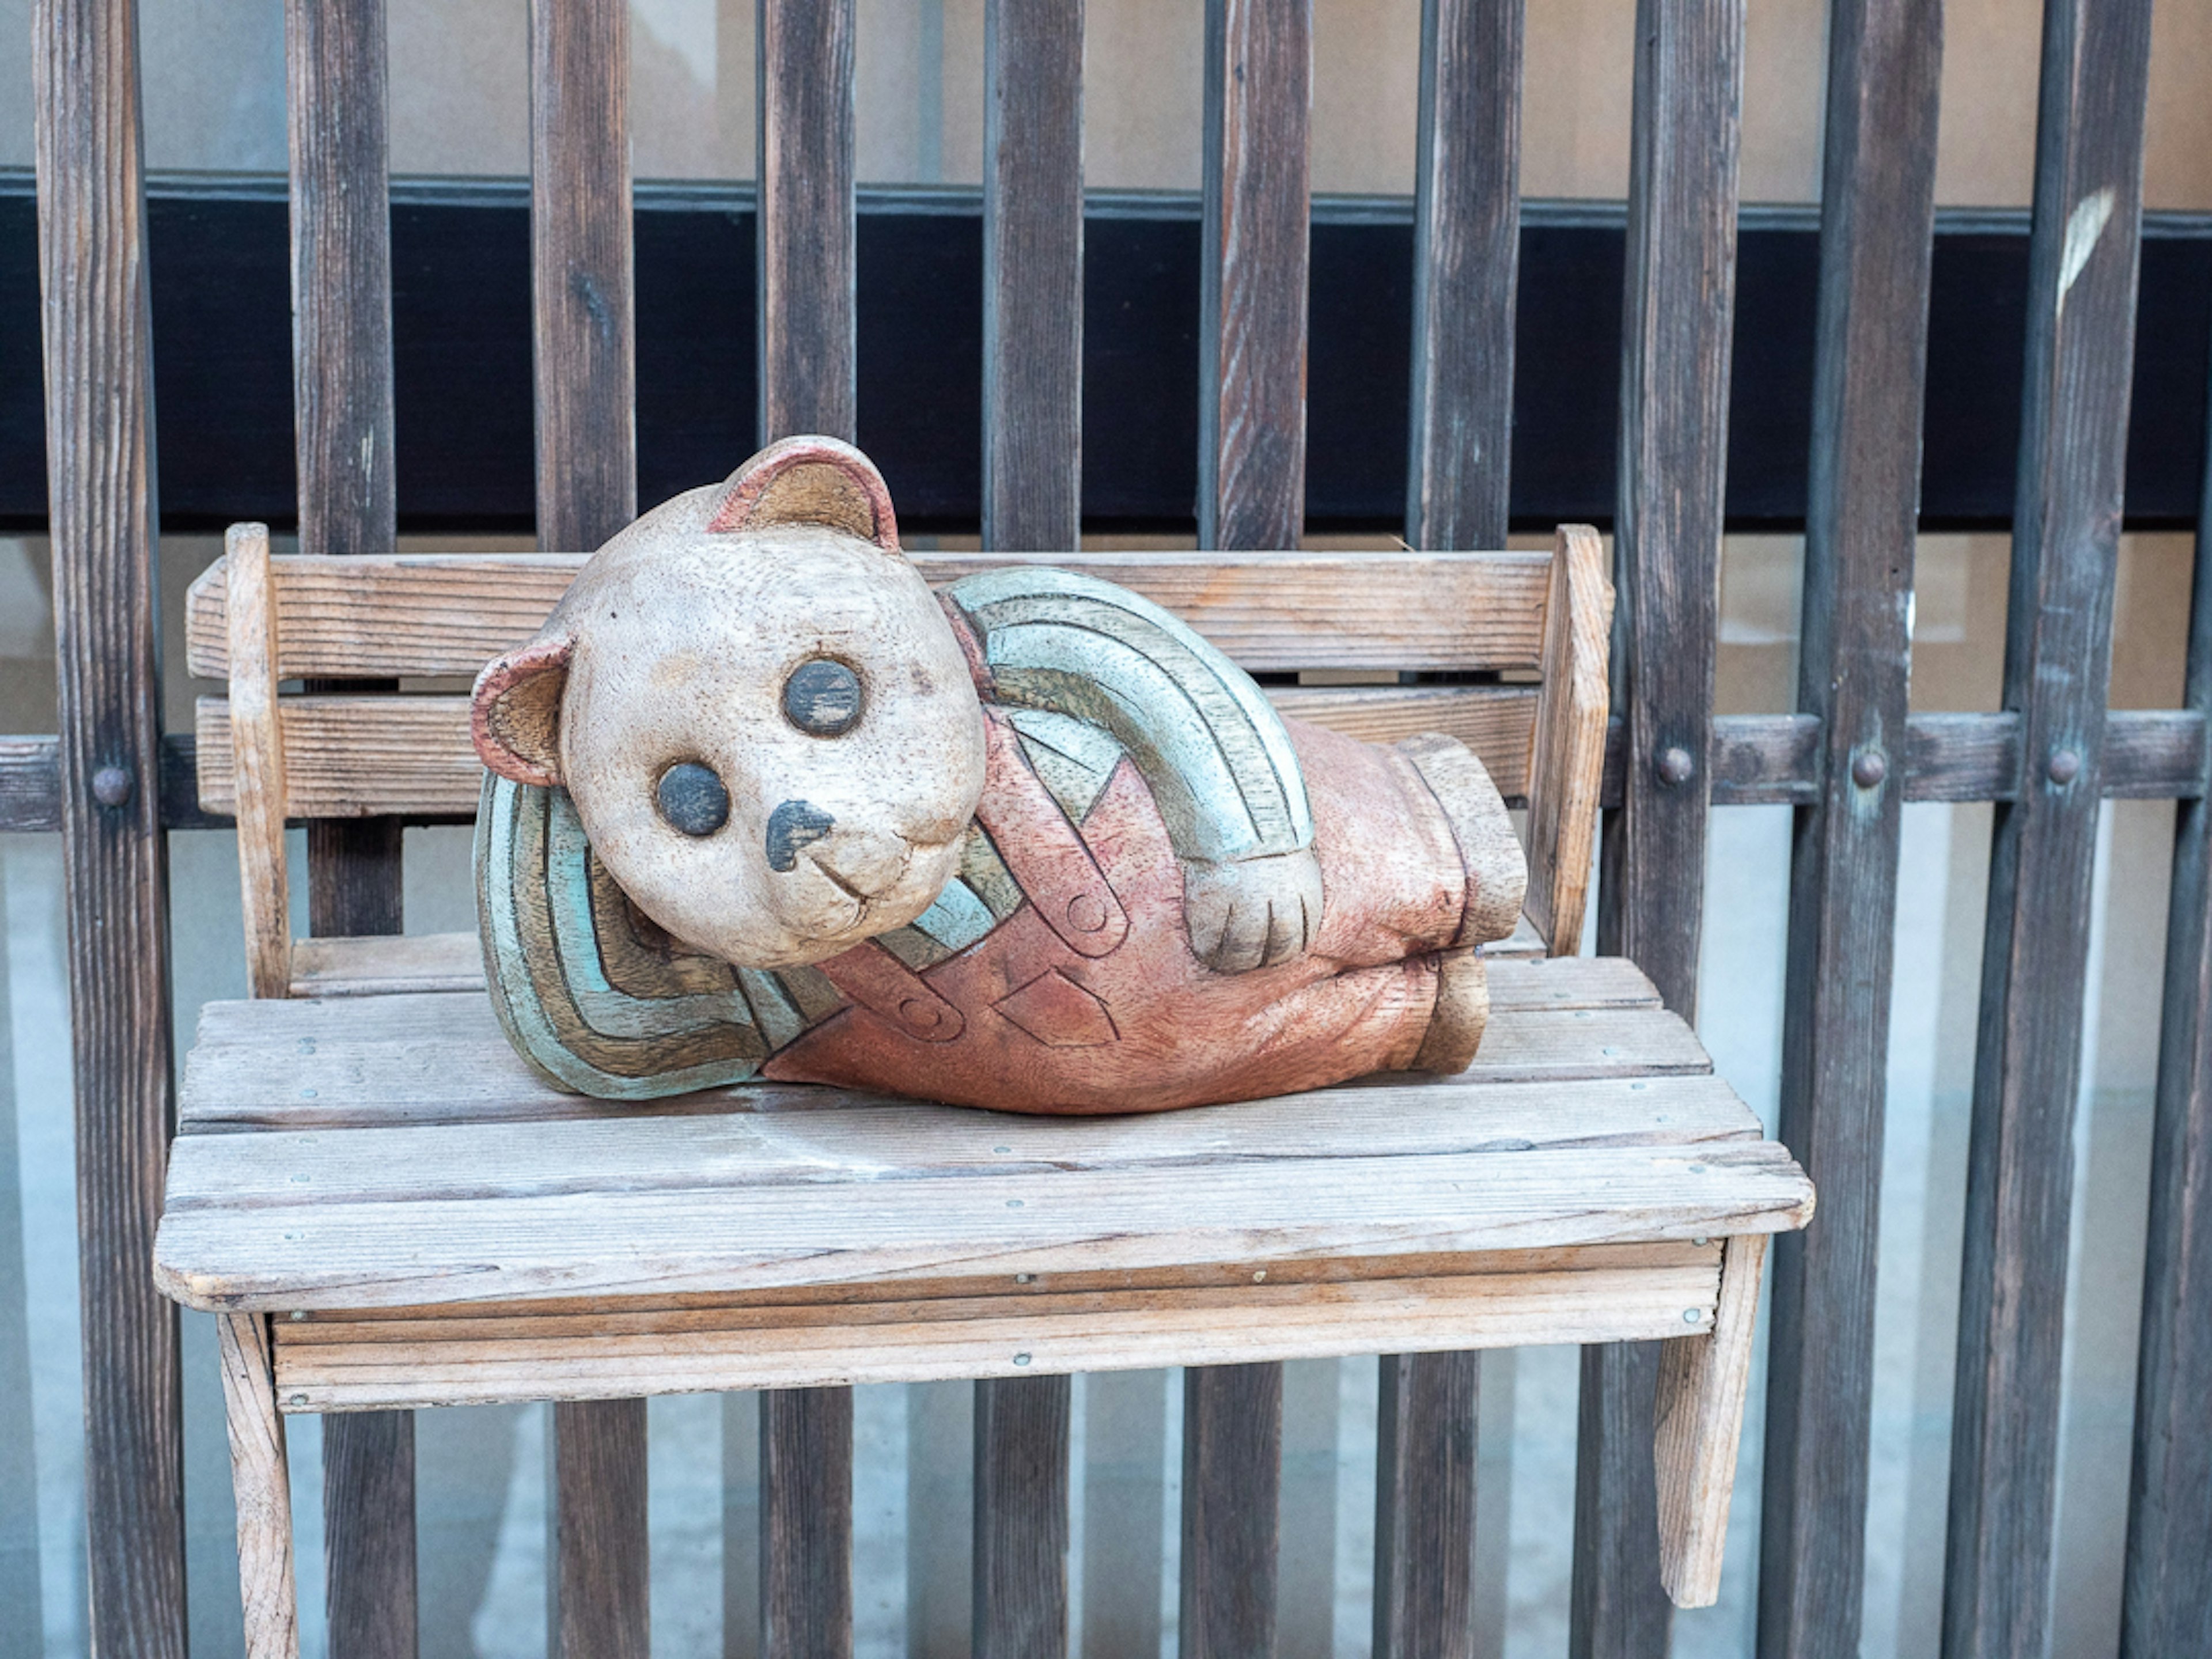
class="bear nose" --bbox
[765,800,836,872]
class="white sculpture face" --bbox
[472,442,989,969]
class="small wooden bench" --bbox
[158,530,1812,1652]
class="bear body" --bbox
[472,438,1525,1113]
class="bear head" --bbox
[471,437,989,969]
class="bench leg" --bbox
[219,1312,300,1658]
[1653,1233,1767,1608]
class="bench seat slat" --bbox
[194,684,1541,817]
[176,984,1704,1133]
[185,550,1553,680]
[154,1139,1810,1311]
[267,1251,1724,1408]
[162,1070,1758,1212]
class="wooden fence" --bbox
[11,0,2209,1654]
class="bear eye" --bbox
[655,762,730,836]
[783,657,863,737]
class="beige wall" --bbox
[7,0,2210,206]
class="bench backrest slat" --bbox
[192,683,1543,818]
[185,549,1554,681]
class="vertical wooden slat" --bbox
[1403,0,1520,552]
[982,0,1083,552]
[756,4,857,1652]
[1188,6,1309,1648]
[1181,1362,1284,1659]
[282,1,417,1645]
[286,0,395,568]
[1373,1353,1477,1659]
[1379,2,1520,1650]
[551,1398,649,1658]
[1758,0,1942,1653]
[1578,0,1741,1653]
[974,4,1081,1652]
[2122,342,2212,1659]
[529,1,650,1651]
[533,0,637,551]
[757,0,856,446]
[1197,0,1311,554]
[1653,1234,1768,1608]
[1943,3,2153,1655]
[225,522,294,1001]
[974,1377,1071,1659]
[31,0,187,1650]
[220,1313,301,1659]
[760,1386,853,1659]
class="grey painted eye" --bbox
[782,657,863,736]
[655,762,730,836]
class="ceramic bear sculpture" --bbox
[471,436,1527,1112]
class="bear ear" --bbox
[472,635,574,786]
[709,435,901,552]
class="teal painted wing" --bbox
[476,774,771,1097]
[945,566,1324,971]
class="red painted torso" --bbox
[764,705,1472,1113]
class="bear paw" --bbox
[1183,849,1325,974]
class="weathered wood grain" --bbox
[1604,710,2205,811]
[1524,524,1613,953]
[1180,1362,1282,1659]
[226,524,294,1001]
[1198,0,1312,552]
[221,1314,300,1659]
[268,1252,1728,1411]
[286,0,395,566]
[1404,0,1521,551]
[760,1383,853,1659]
[184,550,1555,680]
[2122,285,2212,1659]
[551,1397,650,1659]
[982,0,1082,552]
[758,0,855,444]
[195,696,485,817]
[156,1138,1810,1316]
[289,932,484,998]
[530,0,649,1644]
[31,0,188,1647]
[532,0,635,554]
[1945,6,2152,1657]
[283,1240,1718,1323]
[1373,1347,1478,1659]
[0,737,63,832]
[1759,1,1941,1652]
[1707,714,1820,805]
[1654,1233,1766,1607]
[1902,711,2018,802]
[192,685,1541,816]
[175,994,1710,1134]
[164,1075,1757,1210]
[283,0,416,1633]
[1583,0,1743,1648]
[973,1376,1070,1659]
